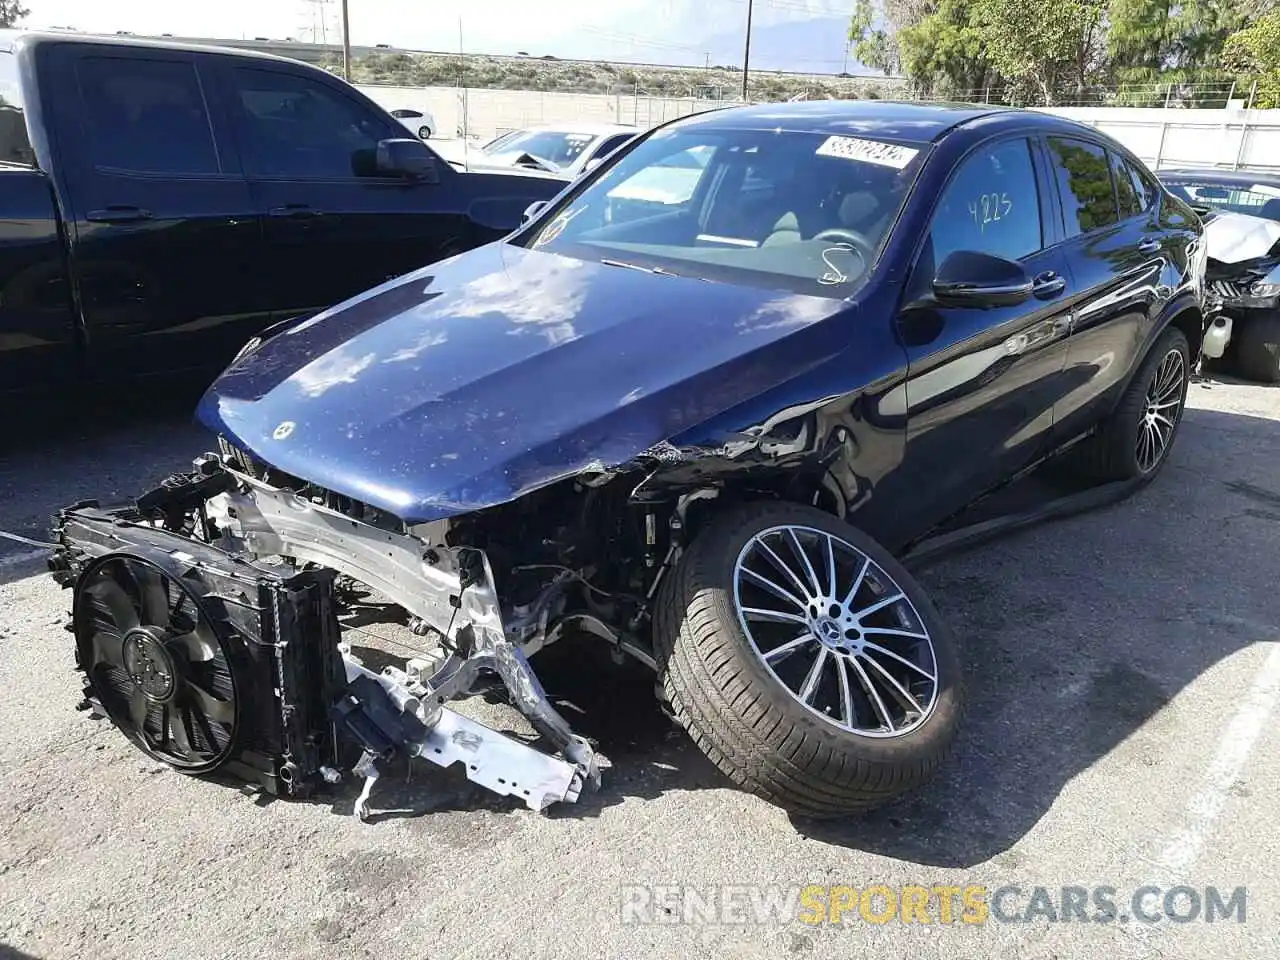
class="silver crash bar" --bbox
[206,461,600,819]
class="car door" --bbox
[1044,137,1170,442]
[42,42,268,381]
[893,134,1075,530]
[215,59,472,322]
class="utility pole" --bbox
[741,0,753,102]
[341,0,351,81]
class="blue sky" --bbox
[24,0,853,61]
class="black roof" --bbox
[0,27,306,67]
[674,99,1021,143]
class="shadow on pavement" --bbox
[792,406,1280,865]
[6,395,1278,865]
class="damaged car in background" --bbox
[1159,168,1280,382]
[50,102,1208,822]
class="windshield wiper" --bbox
[599,258,701,280]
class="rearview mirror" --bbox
[375,138,440,182]
[522,200,548,224]
[932,250,1032,307]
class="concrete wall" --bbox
[356,84,727,142]
[1044,107,1280,172]
[355,83,1280,171]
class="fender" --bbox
[1102,290,1204,416]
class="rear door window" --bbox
[1109,151,1142,219]
[1047,137,1119,236]
[76,55,220,175]
[1126,161,1158,212]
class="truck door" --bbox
[213,59,473,323]
[40,42,268,382]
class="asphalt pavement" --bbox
[1,376,1278,960]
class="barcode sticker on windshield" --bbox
[815,136,918,169]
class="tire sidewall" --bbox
[1119,326,1191,480]
[687,503,964,768]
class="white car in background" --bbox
[389,107,437,140]
[436,122,640,179]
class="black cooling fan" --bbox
[75,554,239,771]
[56,503,349,797]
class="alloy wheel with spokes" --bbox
[1136,348,1186,474]
[655,501,963,818]
[733,525,939,738]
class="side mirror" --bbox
[522,200,548,224]
[581,157,604,177]
[932,250,1032,307]
[375,138,440,183]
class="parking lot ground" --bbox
[2,377,1279,960]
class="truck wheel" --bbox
[1062,325,1190,484]
[654,502,963,818]
[1232,314,1280,383]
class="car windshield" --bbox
[1163,179,1280,220]
[486,129,597,167]
[516,126,928,297]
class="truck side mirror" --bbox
[374,138,440,183]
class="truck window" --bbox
[229,67,399,179]
[0,51,35,167]
[77,56,220,175]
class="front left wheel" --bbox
[655,502,963,818]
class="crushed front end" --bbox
[1198,211,1280,364]
[50,450,606,820]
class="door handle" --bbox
[86,205,152,223]
[1138,236,1161,254]
[268,204,322,219]
[1031,270,1066,298]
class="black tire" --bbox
[654,501,963,818]
[1062,325,1190,484]
[417,124,432,140]
[1232,314,1280,384]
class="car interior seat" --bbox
[1259,197,1280,222]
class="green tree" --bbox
[0,1,27,27]
[1108,0,1248,103]
[897,0,994,99]
[970,0,1105,104]
[849,0,898,74]
[1223,7,1280,105]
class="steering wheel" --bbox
[811,228,874,265]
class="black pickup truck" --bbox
[0,30,566,403]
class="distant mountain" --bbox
[698,15,869,74]
[541,2,869,76]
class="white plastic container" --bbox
[1202,314,1233,359]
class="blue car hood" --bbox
[197,242,849,523]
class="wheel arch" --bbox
[1154,294,1205,364]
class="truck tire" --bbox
[1062,325,1190,484]
[654,502,963,818]
[1233,314,1280,384]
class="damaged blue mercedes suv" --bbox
[53,100,1206,821]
